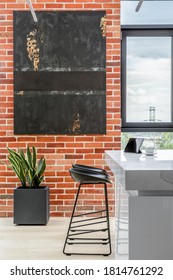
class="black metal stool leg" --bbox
[63,167,112,256]
[63,183,82,255]
[103,183,112,256]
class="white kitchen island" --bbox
[105,150,173,260]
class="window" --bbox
[121,1,173,25]
[121,28,173,131]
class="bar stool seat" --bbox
[63,167,112,256]
[70,169,111,184]
[72,163,109,176]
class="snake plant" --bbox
[7,146,46,188]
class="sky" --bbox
[121,1,173,123]
[121,1,173,25]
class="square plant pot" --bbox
[14,186,49,225]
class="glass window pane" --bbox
[126,37,171,122]
[121,1,173,25]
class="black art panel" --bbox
[14,11,106,134]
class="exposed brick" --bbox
[84,154,103,159]
[76,137,94,142]
[76,149,93,153]
[0,0,120,218]
[6,4,25,8]
[36,137,55,142]
[65,154,83,159]
[47,143,64,148]
[84,4,102,8]
[0,137,16,142]
[0,15,6,20]
[65,4,83,8]
[45,4,64,8]
[66,143,84,148]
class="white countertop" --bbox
[105,150,173,171]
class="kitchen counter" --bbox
[105,150,173,260]
[105,150,173,192]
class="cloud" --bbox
[122,1,173,122]
[126,53,171,121]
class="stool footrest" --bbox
[72,215,107,224]
[63,180,112,256]
[73,209,106,218]
[70,219,107,229]
[68,228,108,236]
[68,237,109,240]
[67,241,109,245]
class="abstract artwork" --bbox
[14,11,106,134]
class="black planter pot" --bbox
[14,186,49,225]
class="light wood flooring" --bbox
[0,217,115,260]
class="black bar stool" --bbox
[72,163,109,176]
[63,167,112,256]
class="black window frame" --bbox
[121,25,173,132]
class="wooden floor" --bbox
[0,217,115,260]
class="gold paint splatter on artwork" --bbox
[69,113,81,134]
[100,15,106,37]
[27,29,40,71]
[16,91,24,96]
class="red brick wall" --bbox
[0,0,121,217]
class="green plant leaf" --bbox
[7,148,22,160]
[7,150,23,173]
[5,146,46,188]
[33,175,44,187]
[26,174,32,188]
[26,146,32,168]
[28,168,36,180]
[32,146,36,169]
[10,162,26,187]
[8,155,20,171]
[37,158,46,177]
[19,150,30,170]
[19,166,26,187]
[8,154,21,167]
[19,149,25,159]
[39,175,44,184]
